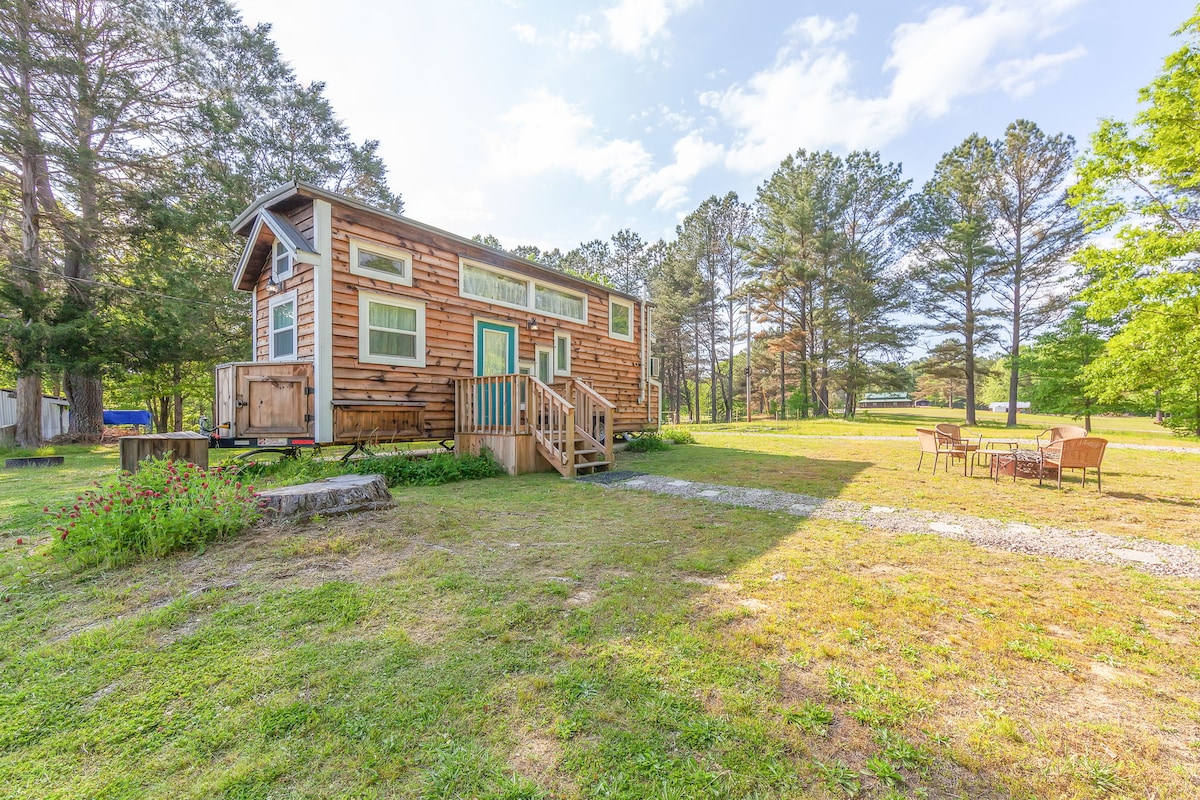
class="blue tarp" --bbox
[103,410,152,427]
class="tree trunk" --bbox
[1007,247,1022,428]
[12,2,44,449]
[15,376,44,447]
[172,364,184,431]
[65,374,104,441]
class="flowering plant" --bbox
[48,457,264,566]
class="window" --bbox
[554,332,570,375]
[459,259,587,323]
[534,283,586,322]
[358,292,426,367]
[272,239,293,282]
[462,262,529,307]
[535,347,553,384]
[350,239,412,286]
[268,291,297,361]
[609,297,633,341]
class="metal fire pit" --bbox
[991,450,1057,481]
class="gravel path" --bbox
[583,472,1200,579]
[692,431,1200,454]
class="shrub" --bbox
[623,432,670,453]
[48,458,263,567]
[345,449,505,487]
[659,425,695,444]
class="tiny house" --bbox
[213,181,660,475]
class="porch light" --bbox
[527,318,539,332]
[266,273,281,295]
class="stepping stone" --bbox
[788,504,815,515]
[698,490,721,497]
[1005,523,1038,535]
[258,474,394,519]
[929,522,966,535]
[668,480,691,486]
[626,479,647,485]
[1107,548,1164,565]
[869,506,896,514]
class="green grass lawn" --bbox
[1,438,1198,798]
[684,406,1200,446]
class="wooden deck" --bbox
[454,374,614,477]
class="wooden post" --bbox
[565,407,576,477]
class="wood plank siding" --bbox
[239,184,658,443]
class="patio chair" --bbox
[916,428,954,473]
[934,423,981,475]
[1038,437,1108,492]
[1036,425,1087,451]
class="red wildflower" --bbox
[61,532,68,540]
[15,538,23,545]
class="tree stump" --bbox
[256,474,394,519]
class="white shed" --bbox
[0,390,71,440]
[988,401,1031,414]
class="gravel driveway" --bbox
[582,472,1200,579]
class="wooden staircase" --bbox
[528,376,615,477]
[454,374,614,477]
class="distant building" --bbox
[860,392,914,409]
[988,401,1031,413]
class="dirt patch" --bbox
[508,728,578,797]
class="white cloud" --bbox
[603,0,699,57]
[706,0,1088,173]
[511,23,540,44]
[488,89,722,211]
[786,13,857,48]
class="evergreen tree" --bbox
[907,135,1003,425]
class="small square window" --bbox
[609,297,633,341]
[272,240,294,282]
[350,239,413,286]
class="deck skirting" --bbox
[455,432,556,475]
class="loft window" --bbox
[350,239,413,286]
[609,297,633,341]
[461,262,529,307]
[268,291,297,361]
[359,292,425,367]
[459,259,587,323]
[272,239,294,282]
[535,284,586,322]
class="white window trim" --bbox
[358,290,426,368]
[458,258,587,324]
[268,290,298,362]
[349,238,413,287]
[554,331,571,376]
[272,239,294,283]
[535,346,553,384]
[609,296,634,341]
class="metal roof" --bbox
[231,181,645,303]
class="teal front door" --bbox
[475,319,517,427]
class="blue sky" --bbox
[233,0,1194,251]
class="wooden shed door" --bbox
[237,375,310,436]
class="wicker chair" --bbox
[1036,425,1087,450]
[916,428,955,473]
[1039,437,1108,491]
[934,423,980,475]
